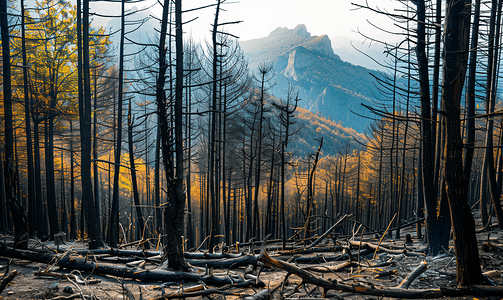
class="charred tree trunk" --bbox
[416,0,449,255]
[69,122,77,240]
[483,0,503,229]
[127,100,147,247]
[441,0,484,286]
[1,0,28,249]
[81,0,104,248]
[45,98,60,238]
[109,0,126,248]
[21,0,36,238]
[463,0,481,179]
[208,0,221,251]
[304,138,323,238]
[158,0,188,270]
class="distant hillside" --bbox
[240,25,380,133]
[287,107,366,158]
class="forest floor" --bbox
[1,213,503,300]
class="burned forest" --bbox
[2,0,503,299]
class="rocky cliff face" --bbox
[240,25,379,133]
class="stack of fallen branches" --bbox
[0,245,264,288]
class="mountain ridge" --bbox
[240,25,379,133]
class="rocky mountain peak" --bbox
[241,25,338,66]
[240,24,379,133]
[268,24,311,38]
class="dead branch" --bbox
[35,270,101,284]
[149,280,261,300]
[243,284,281,300]
[186,255,259,268]
[293,248,373,264]
[258,252,503,298]
[305,214,350,250]
[304,261,355,273]
[46,294,81,300]
[349,241,425,256]
[397,261,428,289]
[0,270,20,295]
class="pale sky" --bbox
[90,0,401,69]
[179,0,399,44]
[91,0,399,44]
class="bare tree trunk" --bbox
[483,0,503,229]
[69,122,77,240]
[127,100,147,247]
[304,138,323,238]
[416,0,449,255]
[252,64,273,240]
[441,0,484,286]
[81,0,104,248]
[92,65,100,232]
[109,0,126,248]
[1,0,28,249]
[158,0,188,270]
[463,0,481,178]
[208,0,221,251]
[265,137,276,237]
[45,98,60,238]
[20,0,36,238]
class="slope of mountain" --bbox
[288,107,366,158]
[240,25,380,133]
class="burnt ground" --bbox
[1,213,503,300]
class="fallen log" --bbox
[0,246,263,286]
[292,248,373,264]
[186,255,258,268]
[184,252,244,259]
[95,255,161,264]
[60,256,260,286]
[46,294,81,300]
[158,288,244,299]
[61,248,245,260]
[304,261,355,273]
[280,246,343,255]
[349,240,425,256]
[149,279,262,300]
[63,248,161,257]
[258,252,503,298]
